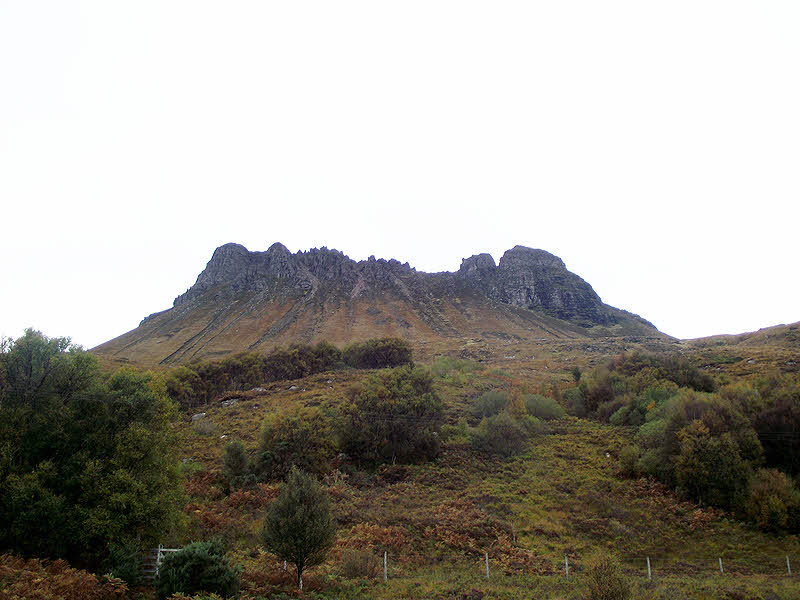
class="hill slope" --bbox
[178,361,800,600]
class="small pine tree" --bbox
[261,467,336,589]
[223,440,253,490]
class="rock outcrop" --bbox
[461,246,608,324]
[493,246,609,325]
[174,242,631,327]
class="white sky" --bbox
[1,1,798,349]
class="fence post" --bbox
[564,555,569,578]
[156,544,163,577]
[383,551,388,582]
[485,552,490,580]
[788,555,792,576]
[646,556,651,581]
[719,558,723,574]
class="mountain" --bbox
[93,243,666,366]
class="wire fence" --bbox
[355,550,799,581]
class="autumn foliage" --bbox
[0,553,128,600]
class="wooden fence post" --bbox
[564,555,569,578]
[485,552,490,580]
[646,556,651,581]
[383,551,388,582]
[788,555,792,576]
[719,558,723,574]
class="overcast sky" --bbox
[1,1,798,349]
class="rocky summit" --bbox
[93,243,663,365]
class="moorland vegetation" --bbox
[563,352,800,531]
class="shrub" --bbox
[429,357,480,378]
[675,421,751,510]
[470,411,530,457]
[440,417,470,443]
[155,540,240,600]
[339,365,443,464]
[609,397,649,427]
[256,407,336,481]
[747,468,800,532]
[608,352,715,393]
[755,394,800,475]
[338,548,381,579]
[523,394,565,420]
[470,390,509,419]
[563,387,586,417]
[342,337,413,369]
[618,446,640,478]
[163,338,407,409]
[583,551,630,600]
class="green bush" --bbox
[608,352,715,393]
[470,411,530,457]
[470,390,509,419]
[583,551,630,600]
[339,365,443,464]
[256,407,336,481]
[618,445,640,478]
[429,357,480,378]
[675,421,751,510]
[163,338,409,409]
[155,540,240,599]
[747,468,800,532]
[523,394,565,420]
[754,392,800,475]
[440,417,470,443]
[563,387,586,417]
[342,337,413,369]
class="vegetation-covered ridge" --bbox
[162,336,413,410]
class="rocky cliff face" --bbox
[457,246,611,325]
[175,242,632,327]
[95,242,661,366]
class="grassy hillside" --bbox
[174,349,800,599]
[92,286,666,368]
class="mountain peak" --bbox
[96,242,661,365]
[499,246,566,270]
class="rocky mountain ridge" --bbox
[96,242,661,366]
[172,243,639,328]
